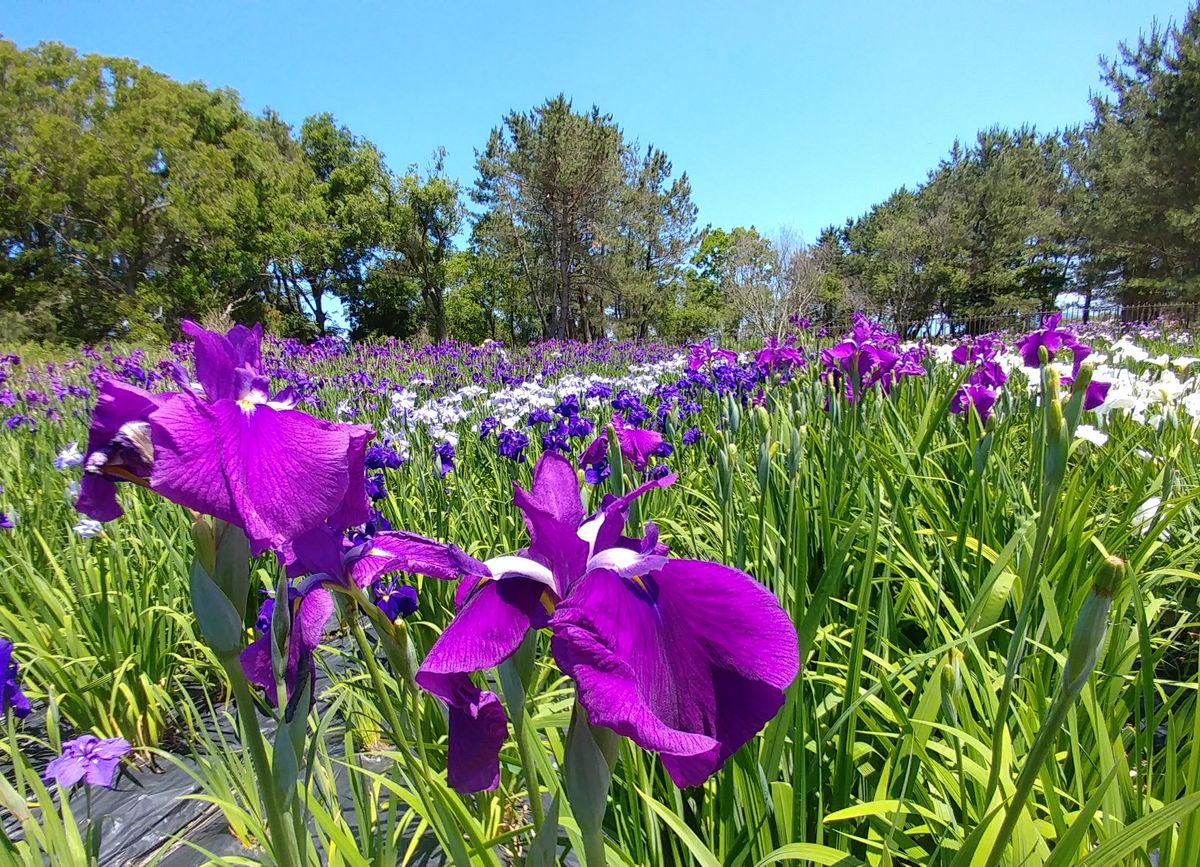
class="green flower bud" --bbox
[1062,557,1125,699]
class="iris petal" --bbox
[549,559,799,788]
[416,576,547,792]
[149,393,356,555]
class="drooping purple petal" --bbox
[76,380,175,522]
[349,531,489,589]
[149,393,361,555]
[549,559,799,788]
[316,420,373,532]
[416,576,549,791]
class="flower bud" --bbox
[1062,556,1125,699]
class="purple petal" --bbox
[225,323,263,371]
[323,421,374,532]
[581,473,676,557]
[416,576,549,792]
[239,633,275,696]
[349,531,489,589]
[519,451,584,527]
[294,585,334,654]
[290,525,347,582]
[182,321,238,403]
[149,394,357,555]
[513,453,589,590]
[577,435,607,468]
[550,559,798,788]
[76,380,174,521]
[82,756,121,788]
[417,671,508,792]
[45,754,86,788]
[612,415,663,471]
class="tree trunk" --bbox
[312,285,327,335]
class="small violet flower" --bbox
[45,735,131,789]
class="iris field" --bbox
[1,314,1199,867]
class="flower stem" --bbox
[224,658,302,867]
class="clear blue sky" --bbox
[3,1,1192,241]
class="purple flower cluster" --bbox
[820,314,926,402]
[950,335,1008,423]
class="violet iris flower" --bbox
[950,384,998,423]
[687,339,738,373]
[1016,313,1085,369]
[1,638,31,719]
[240,524,484,705]
[374,579,419,621]
[45,735,131,788]
[755,337,805,373]
[415,451,799,793]
[579,413,664,474]
[145,322,372,555]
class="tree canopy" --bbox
[3,5,1200,344]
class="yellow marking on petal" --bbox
[237,398,256,413]
[630,575,648,592]
[540,591,556,615]
[105,466,150,488]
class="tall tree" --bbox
[472,95,624,339]
[0,41,296,341]
[609,145,700,338]
[1080,5,1200,309]
[269,113,389,335]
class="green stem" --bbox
[982,692,1074,867]
[346,615,440,839]
[224,659,302,867]
[514,708,545,826]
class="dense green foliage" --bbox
[1,325,1199,865]
[3,6,1200,344]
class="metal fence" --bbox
[859,302,1200,339]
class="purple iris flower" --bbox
[76,322,373,555]
[434,440,456,477]
[45,735,131,788]
[365,443,404,470]
[554,394,581,418]
[566,415,594,439]
[1015,313,1084,369]
[497,428,529,463]
[755,337,805,373]
[479,416,499,439]
[610,414,664,471]
[526,408,553,426]
[687,339,738,372]
[373,579,419,621]
[578,413,665,475]
[950,384,997,423]
[0,513,13,530]
[366,473,387,501]
[145,322,373,554]
[414,451,799,793]
[241,524,484,705]
[1,638,31,718]
[682,427,703,446]
[540,421,571,453]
